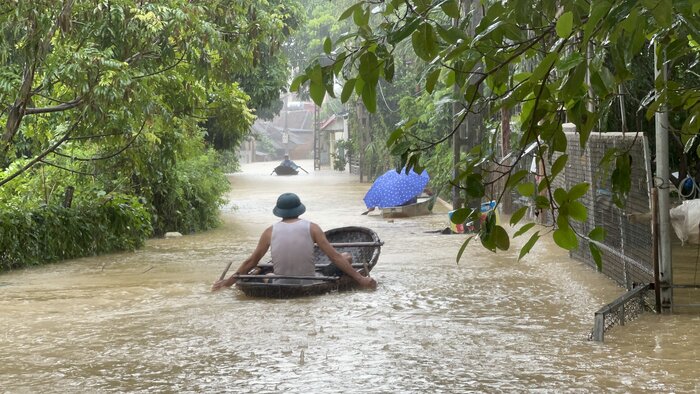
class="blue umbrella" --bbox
[363,168,430,209]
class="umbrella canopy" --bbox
[363,168,430,209]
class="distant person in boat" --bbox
[211,192,377,291]
[279,154,299,169]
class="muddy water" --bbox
[1,161,699,393]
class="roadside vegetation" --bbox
[0,1,302,271]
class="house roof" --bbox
[249,95,317,152]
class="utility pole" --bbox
[283,94,289,156]
[654,42,672,313]
[451,2,465,210]
[356,103,370,182]
[457,0,484,224]
[500,107,512,214]
[314,104,321,171]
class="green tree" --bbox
[0,1,301,239]
[293,0,700,261]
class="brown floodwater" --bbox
[1,161,699,393]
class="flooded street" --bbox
[1,161,699,393]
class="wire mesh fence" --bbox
[589,283,656,341]
[494,128,658,339]
[538,130,655,288]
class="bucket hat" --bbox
[273,192,306,218]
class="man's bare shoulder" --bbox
[308,222,325,239]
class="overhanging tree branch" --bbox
[25,98,83,115]
[53,119,146,161]
[0,115,84,188]
[2,0,75,153]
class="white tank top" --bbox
[270,220,315,276]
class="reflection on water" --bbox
[1,161,699,393]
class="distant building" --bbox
[320,113,349,171]
[237,93,349,169]
[238,93,314,162]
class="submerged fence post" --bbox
[592,313,605,342]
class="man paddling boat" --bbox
[212,193,376,291]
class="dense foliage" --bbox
[0,194,151,270]
[293,0,700,262]
[287,0,455,187]
[0,1,302,269]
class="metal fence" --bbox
[495,129,658,340]
[589,283,656,341]
[545,130,655,288]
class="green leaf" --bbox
[411,23,438,61]
[556,52,584,73]
[534,195,550,208]
[384,56,395,81]
[472,20,505,44]
[584,1,611,43]
[553,226,578,250]
[309,64,323,84]
[361,84,377,112]
[531,52,557,82]
[290,74,308,92]
[353,7,370,26]
[386,127,404,148]
[550,154,568,178]
[456,236,475,263]
[323,37,332,54]
[505,169,528,189]
[493,225,510,251]
[480,233,496,252]
[334,51,347,74]
[388,17,421,45]
[648,0,673,27]
[309,81,326,106]
[682,113,699,135]
[425,69,440,94]
[589,243,603,271]
[465,174,485,198]
[359,52,380,86]
[440,0,460,18]
[517,182,535,197]
[518,231,540,260]
[568,182,590,200]
[561,63,587,100]
[556,11,574,38]
[340,79,356,103]
[354,78,365,95]
[450,207,473,224]
[553,188,568,205]
[588,226,606,241]
[611,153,632,208]
[568,201,587,222]
[514,222,536,237]
[339,3,362,21]
[510,206,528,226]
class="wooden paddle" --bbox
[219,260,234,281]
[298,166,309,174]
